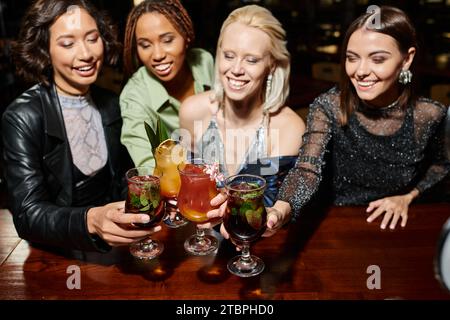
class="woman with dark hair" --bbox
[120,0,214,168]
[227,6,449,236]
[2,0,159,252]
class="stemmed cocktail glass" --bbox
[223,174,267,277]
[125,166,164,260]
[154,140,188,228]
[177,159,219,255]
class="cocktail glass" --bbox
[154,140,188,228]
[177,159,219,255]
[125,166,164,260]
[223,174,267,277]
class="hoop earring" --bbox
[398,69,412,85]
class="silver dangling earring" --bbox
[398,69,412,85]
[265,73,273,102]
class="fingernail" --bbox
[141,215,150,223]
[381,224,386,229]
[366,218,371,222]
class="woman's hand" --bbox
[87,201,161,247]
[197,192,228,229]
[366,189,418,230]
[262,200,292,237]
[261,207,288,237]
[221,200,292,242]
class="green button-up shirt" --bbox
[120,48,214,167]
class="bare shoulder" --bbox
[269,106,305,156]
[271,106,306,135]
[179,91,216,123]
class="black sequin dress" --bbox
[277,87,450,218]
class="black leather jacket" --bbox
[2,83,133,252]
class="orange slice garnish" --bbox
[155,139,186,164]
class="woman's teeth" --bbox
[155,63,171,72]
[358,80,377,88]
[228,78,247,89]
[75,65,94,72]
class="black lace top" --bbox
[277,87,450,218]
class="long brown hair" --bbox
[339,6,418,126]
[12,0,120,85]
[123,0,194,79]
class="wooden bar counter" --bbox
[0,203,449,300]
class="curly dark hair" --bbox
[123,0,195,78]
[12,0,121,85]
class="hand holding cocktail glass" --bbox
[205,175,288,277]
[222,174,268,277]
[125,166,165,260]
[87,201,162,247]
[177,159,221,255]
[206,193,287,239]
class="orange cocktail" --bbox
[154,140,188,228]
[178,160,219,255]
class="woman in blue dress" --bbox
[179,5,305,211]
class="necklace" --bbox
[379,99,400,111]
[359,98,401,117]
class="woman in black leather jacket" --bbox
[2,0,160,252]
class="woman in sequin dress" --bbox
[268,6,450,232]
[178,5,305,228]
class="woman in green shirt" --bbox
[120,0,214,167]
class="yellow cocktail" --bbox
[154,139,188,228]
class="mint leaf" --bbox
[140,193,149,207]
[240,201,256,215]
[247,182,260,189]
[241,191,262,200]
[130,193,141,208]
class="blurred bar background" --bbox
[0,0,449,112]
[0,1,448,202]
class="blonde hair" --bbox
[212,5,290,114]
